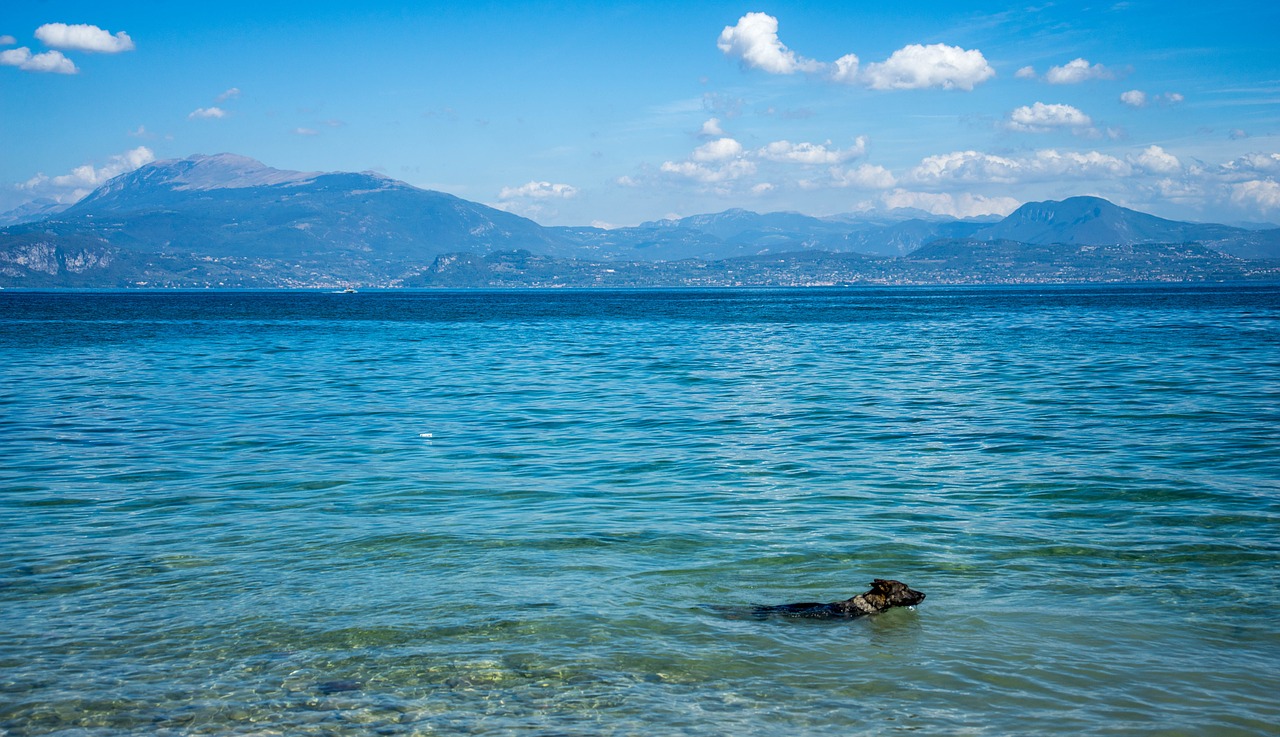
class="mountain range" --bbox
[2,153,1278,288]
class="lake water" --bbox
[1,286,1278,736]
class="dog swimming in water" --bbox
[752,579,926,619]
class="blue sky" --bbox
[2,1,1278,226]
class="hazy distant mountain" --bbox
[905,238,1255,282]
[974,196,1280,258]
[3,154,1278,287]
[11,153,558,262]
[0,198,70,227]
[603,208,992,258]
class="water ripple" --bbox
[1,286,1278,736]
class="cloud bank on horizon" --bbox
[2,3,1278,225]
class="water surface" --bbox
[2,286,1278,735]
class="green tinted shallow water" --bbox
[1,286,1278,736]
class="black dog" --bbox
[753,579,926,618]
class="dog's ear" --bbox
[870,579,889,590]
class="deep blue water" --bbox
[1,286,1278,736]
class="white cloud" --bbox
[0,35,16,45]
[717,12,822,75]
[1015,66,1037,79]
[216,87,242,102]
[861,44,994,90]
[757,138,866,165]
[1133,145,1181,174]
[1045,58,1113,84]
[698,117,725,137]
[293,127,319,136]
[717,13,992,92]
[659,134,877,191]
[1007,102,1093,132]
[1122,89,1182,107]
[1029,149,1131,178]
[830,164,897,189]
[1230,179,1280,212]
[882,189,1020,217]
[34,23,134,53]
[750,182,775,195]
[692,137,744,163]
[499,181,580,199]
[1221,152,1280,177]
[188,106,227,120]
[0,47,78,74]
[912,150,1022,183]
[830,53,860,83]
[18,146,155,204]
[1120,89,1147,107]
[910,148,1132,184]
[660,159,757,184]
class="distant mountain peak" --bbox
[68,153,326,212]
[1005,195,1135,224]
[149,153,320,191]
[974,195,1258,248]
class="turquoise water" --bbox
[1,286,1278,736]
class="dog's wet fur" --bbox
[751,579,926,619]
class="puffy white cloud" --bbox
[717,14,991,91]
[1015,65,1037,79]
[660,159,757,184]
[18,146,155,203]
[498,181,580,199]
[910,148,1132,184]
[861,43,994,90]
[698,117,725,137]
[830,164,897,189]
[0,47,78,74]
[1230,179,1280,212]
[912,150,1022,183]
[717,12,822,75]
[830,53,860,83]
[1029,149,1132,178]
[750,182,775,195]
[34,23,134,53]
[692,137,745,163]
[757,137,866,165]
[216,87,242,102]
[1120,89,1147,107]
[1007,102,1093,132]
[1122,90,1182,107]
[1045,58,1113,84]
[882,189,1020,218]
[660,134,877,191]
[1221,152,1280,177]
[1133,145,1181,174]
[0,35,16,45]
[188,106,227,120]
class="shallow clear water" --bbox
[1,286,1278,736]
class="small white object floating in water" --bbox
[332,287,358,294]
[419,432,433,439]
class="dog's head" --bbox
[863,579,926,611]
